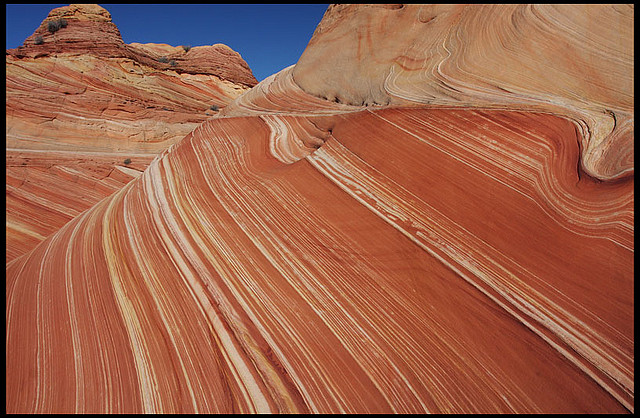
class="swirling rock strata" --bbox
[6,3,634,414]
[294,4,634,181]
[6,106,633,413]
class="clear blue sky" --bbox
[5,4,329,81]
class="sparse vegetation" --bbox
[181,45,191,52]
[34,35,44,45]
[123,158,132,165]
[47,18,67,33]
[157,56,169,63]
[169,60,177,67]
[210,105,219,112]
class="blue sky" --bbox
[5,4,329,81]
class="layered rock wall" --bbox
[10,4,257,87]
[6,4,258,262]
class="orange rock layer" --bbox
[5,3,634,414]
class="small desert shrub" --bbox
[210,105,219,111]
[181,45,191,52]
[169,60,177,67]
[157,56,169,63]
[47,18,67,33]
[47,21,60,33]
[34,35,44,45]
[123,158,132,165]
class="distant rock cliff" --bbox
[6,3,258,262]
[9,4,257,87]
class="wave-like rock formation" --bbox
[6,4,257,261]
[294,4,634,182]
[6,4,634,414]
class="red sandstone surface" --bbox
[6,4,257,262]
[6,151,153,262]
[6,4,634,414]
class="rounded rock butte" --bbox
[6,3,634,414]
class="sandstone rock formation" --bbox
[10,4,257,87]
[6,4,634,414]
[6,3,257,262]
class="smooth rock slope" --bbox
[6,4,634,414]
